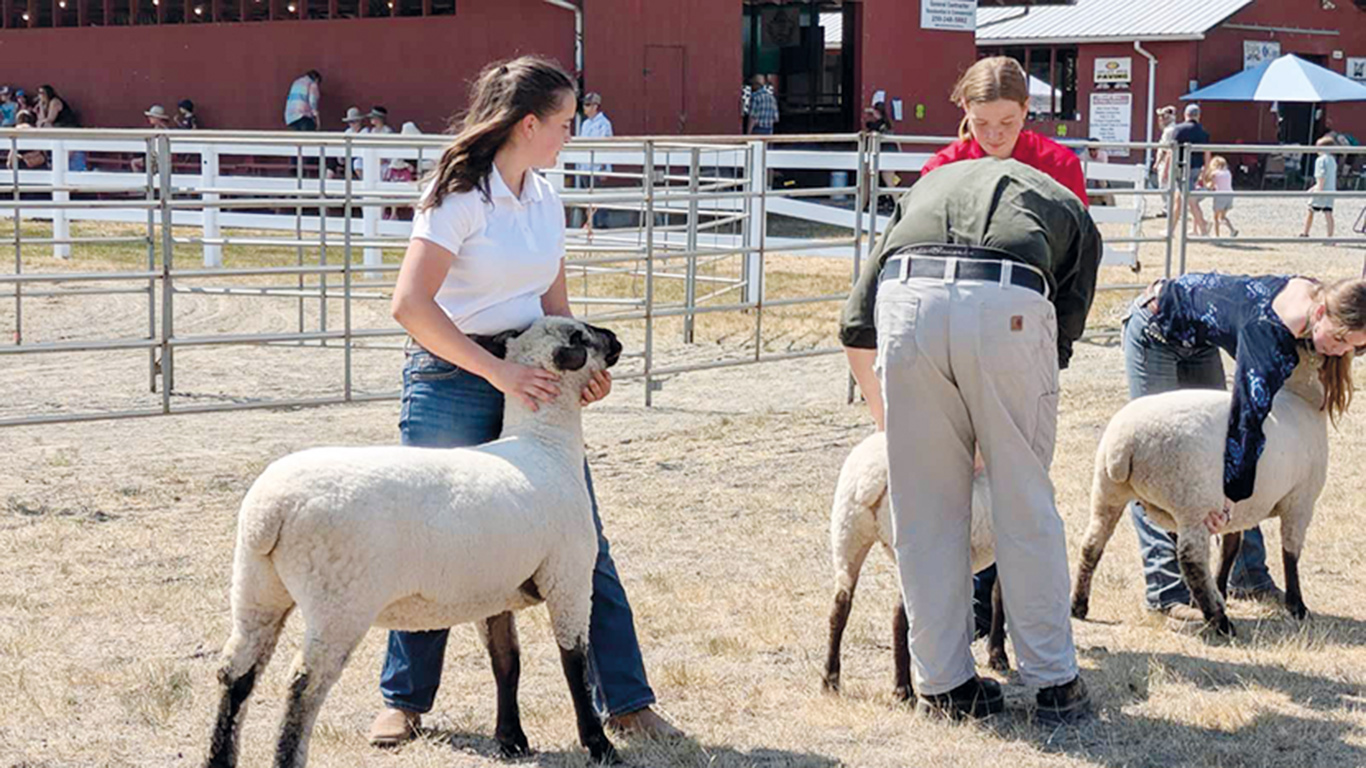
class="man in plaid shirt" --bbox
[747,74,778,135]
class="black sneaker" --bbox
[914,676,1004,720]
[1036,675,1091,726]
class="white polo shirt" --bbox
[410,165,565,336]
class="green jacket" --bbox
[839,157,1102,369]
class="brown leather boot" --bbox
[368,707,421,747]
[606,707,684,739]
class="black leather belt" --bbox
[879,246,1046,298]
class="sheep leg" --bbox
[557,642,618,764]
[542,579,617,764]
[1283,548,1308,620]
[986,576,1010,673]
[1215,532,1243,599]
[480,611,530,757]
[891,602,912,702]
[1070,492,1128,620]
[821,586,856,695]
[1174,525,1234,637]
[274,621,368,768]
[204,606,293,768]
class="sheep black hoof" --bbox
[987,650,1010,673]
[1070,596,1089,620]
[1213,616,1237,638]
[821,674,840,695]
[586,736,620,765]
[496,731,530,758]
[893,685,913,703]
[1288,602,1309,621]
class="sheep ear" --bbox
[485,329,523,360]
[553,345,589,372]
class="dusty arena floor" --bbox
[2,196,1366,767]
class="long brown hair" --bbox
[1314,278,1366,423]
[950,56,1030,141]
[420,56,575,210]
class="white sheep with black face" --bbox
[821,432,1005,702]
[1071,347,1330,638]
[203,316,623,768]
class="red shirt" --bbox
[920,130,1089,207]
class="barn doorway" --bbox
[742,0,855,133]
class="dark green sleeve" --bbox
[1051,205,1103,370]
[839,201,903,349]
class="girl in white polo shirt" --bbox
[371,57,682,746]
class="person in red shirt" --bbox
[920,56,1089,207]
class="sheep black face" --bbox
[554,324,622,372]
[503,317,623,376]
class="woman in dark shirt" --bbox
[1124,272,1366,623]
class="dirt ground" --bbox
[2,196,1366,767]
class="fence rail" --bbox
[2,127,1358,427]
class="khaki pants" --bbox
[875,268,1078,694]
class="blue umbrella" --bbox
[1181,53,1366,103]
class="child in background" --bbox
[1204,155,1238,238]
[1301,136,1338,240]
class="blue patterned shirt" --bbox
[1147,272,1306,502]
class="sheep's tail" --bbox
[1101,430,1136,485]
[829,433,887,591]
[237,479,290,557]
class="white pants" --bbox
[876,272,1078,694]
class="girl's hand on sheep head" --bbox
[580,370,612,406]
[489,360,561,411]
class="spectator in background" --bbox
[740,78,752,133]
[1080,137,1114,206]
[283,70,321,131]
[1171,103,1211,237]
[1152,105,1177,216]
[36,85,85,171]
[1204,155,1238,238]
[14,91,35,124]
[176,99,200,130]
[143,104,175,129]
[862,98,899,212]
[36,85,79,128]
[1301,135,1338,240]
[7,112,46,170]
[747,74,778,135]
[367,106,394,135]
[577,92,613,230]
[0,88,16,128]
[342,106,366,133]
[130,105,175,173]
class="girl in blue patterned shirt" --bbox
[1122,272,1366,623]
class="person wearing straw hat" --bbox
[131,105,174,174]
[143,104,174,129]
[342,105,367,133]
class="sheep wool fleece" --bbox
[877,274,1079,695]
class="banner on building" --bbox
[1349,57,1366,82]
[1088,92,1132,158]
[1093,57,1132,89]
[1243,41,1281,70]
[921,0,975,32]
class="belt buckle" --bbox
[899,254,910,283]
[999,261,1014,290]
[941,257,958,284]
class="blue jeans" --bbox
[1123,301,1276,609]
[380,347,656,717]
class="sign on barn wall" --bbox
[922,0,975,31]
[1093,57,1132,89]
